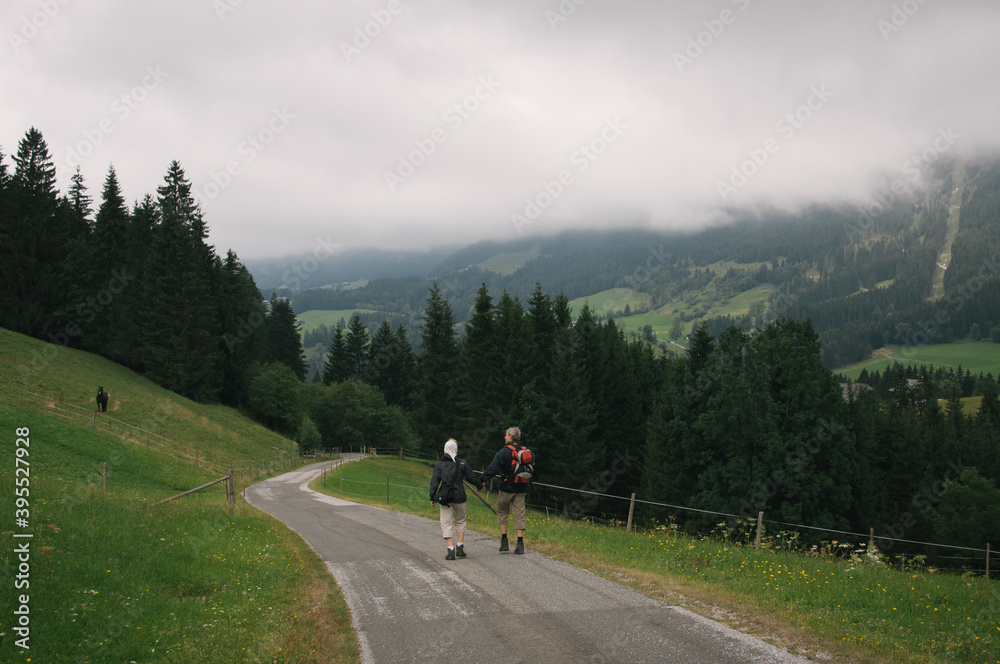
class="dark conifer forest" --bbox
[3,127,999,567]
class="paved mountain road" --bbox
[246,459,810,664]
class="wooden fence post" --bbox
[755,511,764,549]
[626,493,636,532]
[103,462,108,497]
[987,543,991,580]
[228,466,236,511]
[869,527,875,549]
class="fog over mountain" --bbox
[3,0,999,258]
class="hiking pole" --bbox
[464,480,496,514]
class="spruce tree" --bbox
[748,317,855,529]
[493,290,530,411]
[322,322,351,385]
[368,320,414,407]
[264,293,307,380]
[48,168,94,351]
[1,128,62,336]
[526,283,557,383]
[143,161,221,400]
[546,336,598,496]
[369,320,396,390]
[125,195,159,370]
[218,249,266,405]
[85,166,133,360]
[388,324,415,408]
[345,312,371,381]
[460,284,502,453]
[0,145,9,200]
[686,321,715,379]
[67,166,93,229]
[412,282,462,453]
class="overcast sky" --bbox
[3,1,998,258]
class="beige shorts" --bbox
[496,491,526,531]
[439,502,467,539]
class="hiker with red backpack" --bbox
[478,427,534,555]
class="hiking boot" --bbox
[499,538,509,552]
[456,544,466,558]
[445,548,456,560]
[514,540,525,555]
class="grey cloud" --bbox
[2,0,998,257]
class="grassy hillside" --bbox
[317,457,1000,664]
[1,328,299,475]
[566,281,775,352]
[567,288,652,318]
[0,329,359,663]
[476,244,541,276]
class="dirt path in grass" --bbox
[246,460,812,664]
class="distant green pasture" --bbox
[297,309,379,332]
[477,245,541,276]
[568,288,652,318]
[609,284,775,345]
[836,341,1000,380]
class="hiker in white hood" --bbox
[430,439,484,560]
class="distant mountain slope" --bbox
[245,245,458,294]
[278,156,1000,369]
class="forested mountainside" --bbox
[291,155,1000,368]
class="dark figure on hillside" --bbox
[96,386,109,413]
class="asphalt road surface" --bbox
[245,459,810,664]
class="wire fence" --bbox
[328,451,996,578]
[528,479,996,577]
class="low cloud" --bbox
[3,0,998,257]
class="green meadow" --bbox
[0,329,359,663]
[476,245,542,276]
[836,341,1000,381]
[572,283,775,348]
[297,309,380,333]
[568,288,652,318]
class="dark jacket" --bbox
[430,455,483,506]
[479,444,529,494]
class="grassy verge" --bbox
[314,457,1000,664]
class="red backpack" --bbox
[506,444,535,485]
